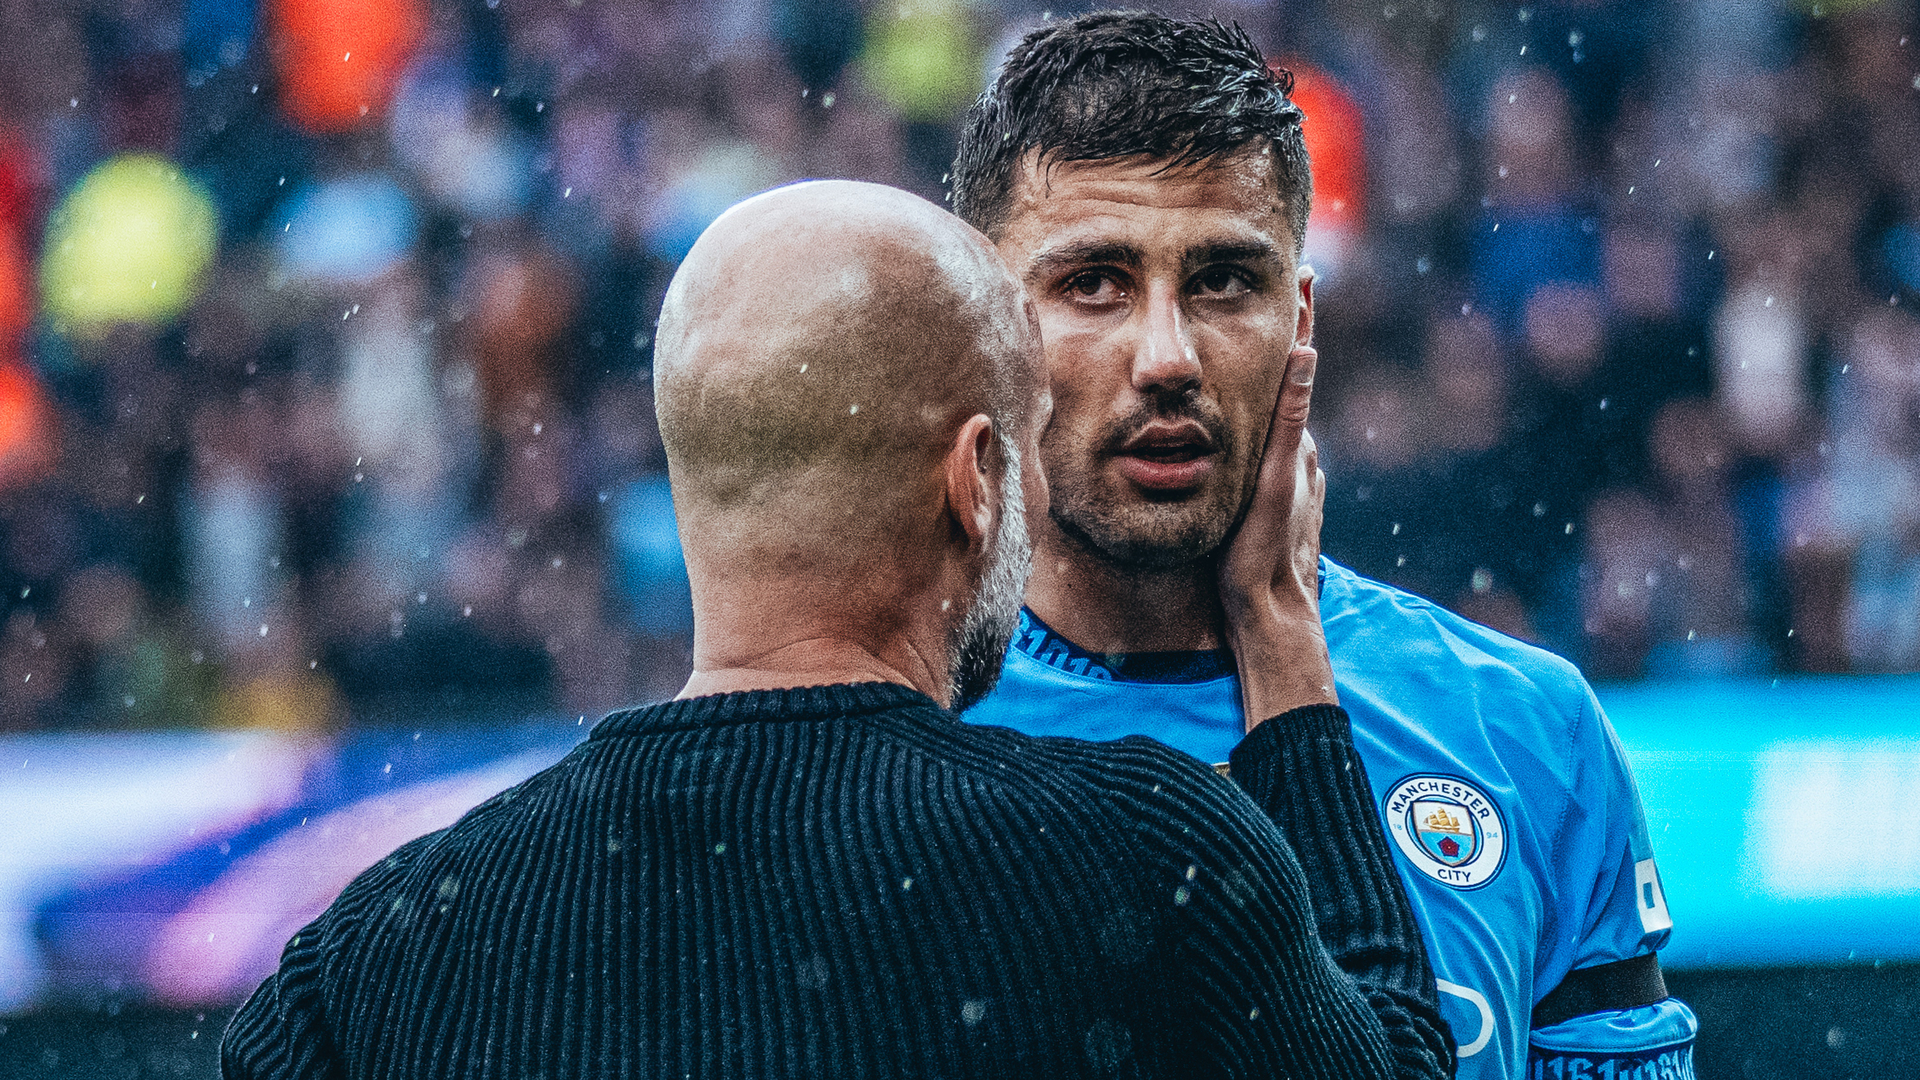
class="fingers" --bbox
[1277,345,1317,428]
[1302,430,1324,507]
[1247,346,1318,508]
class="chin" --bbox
[1053,500,1237,570]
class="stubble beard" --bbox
[948,433,1034,713]
[1043,405,1249,572]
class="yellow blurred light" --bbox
[40,154,220,337]
[860,0,982,123]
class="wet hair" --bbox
[951,10,1312,250]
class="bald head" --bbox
[656,180,1044,705]
[655,180,1040,544]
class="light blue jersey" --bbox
[965,558,1696,1079]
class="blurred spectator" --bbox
[1584,399,1765,679]
[1,0,1916,744]
[1791,306,1920,673]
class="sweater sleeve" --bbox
[1227,703,1456,1080]
[220,917,348,1080]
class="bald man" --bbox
[221,182,1450,1080]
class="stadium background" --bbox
[0,0,1916,1074]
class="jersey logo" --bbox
[1383,774,1508,890]
[1634,858,1673,934]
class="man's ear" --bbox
[1295,264,1315,347]
[944,413,998,551]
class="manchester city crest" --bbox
[1383,775,1508,890]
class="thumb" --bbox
[1277,345,1317,428]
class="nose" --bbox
[1130,287,1201,397]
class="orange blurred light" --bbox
[1276,60,1366,235]
[0,362,51,486]
[270,0,426,134]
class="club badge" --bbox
[1383,774,1508,891]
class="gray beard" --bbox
[949,433,1032,713]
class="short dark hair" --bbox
[951,11,1311,250]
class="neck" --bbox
[1023,522,1225,653]
[678,576,956,707]
[680,639,942,703]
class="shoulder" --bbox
[302,745,596,949]
[1321,557,1595,722]
[949,719,1269,842]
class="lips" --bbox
[1112,421,1217,492]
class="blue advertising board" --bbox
[1599,675,1920,968]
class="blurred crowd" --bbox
[0,0,1914,732]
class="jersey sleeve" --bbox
[1566,687,1672,969]
[1527,683,1693,1070]
[1527,999,1699,1079]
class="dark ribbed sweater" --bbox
[223,683,1453,1080]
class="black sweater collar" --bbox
[592,681,937,739]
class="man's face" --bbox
[992,147,1312,569]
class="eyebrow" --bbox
[1025,242,1141,282]
[1024,238,1285,283]
[1182,241,1281,275]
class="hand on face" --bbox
[1218,343,1336,723]
[994,151,1306,576]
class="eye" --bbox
[1062,270,1126,305]
[1193,266,1252,298]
